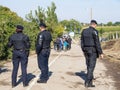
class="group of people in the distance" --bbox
[53,35,72,51]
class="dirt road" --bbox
[0,44,116,90]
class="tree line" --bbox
[1,2,120,61]
[0,2,81,60]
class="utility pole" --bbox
[90,8,93,20]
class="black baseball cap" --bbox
[16,25,24,30]
[39,23,47,27]
[90,20,97,25]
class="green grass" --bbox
[81,26,120,39]
[97,26,120,32]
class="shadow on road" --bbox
[75,71,87,81]
[17,73,36,85]
[48,71,53,78]
[16,71,53,85]
[0,67,11,74]
[27,73,36,83]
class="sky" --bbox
[0,0,120,24]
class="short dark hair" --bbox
[90,20,97,25]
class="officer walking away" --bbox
[36,23,52,83]
[8,25,30,87]
[81,20,103,87]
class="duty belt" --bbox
[84,45,95,47]
[42,47,50,49]
[14,49,24,51]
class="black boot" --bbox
[89,80,95,87]
[85,80,95,87]
[12,82,17,88]
[37,79,47,83]
[12,84,17,88]
[23,83,29,87]
[84,80,89,87]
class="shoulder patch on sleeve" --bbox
[94,31,98,36]
[39,35,43,39]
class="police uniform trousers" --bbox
[12,50,28,85]
[37,49,50,81]
[84,51,97,83]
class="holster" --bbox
[83,47,99,58]
[26,50,29,57]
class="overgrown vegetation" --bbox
[0,2,81,60]
[97,26,120,40]
[0,2,120,61]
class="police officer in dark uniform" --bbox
[81,20,103,87]
[36,23,52,83]
[8,25,30,87]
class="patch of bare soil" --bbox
[102,56,120,90]
[102,40,116,50]
[0,81,10,86]
[0,60,11,71]
[102,39,120,90]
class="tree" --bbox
[46,2,58,30]
[26,2,64,39]
[26,6,45,24]
[60,19,82,33]
[107,21,113,26]
[114,22,120,26]
[52,24,64,39]
[0,6,24,60]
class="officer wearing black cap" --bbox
[81,20,103,87]
[36,23,52,83]
[8,25,30,87]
